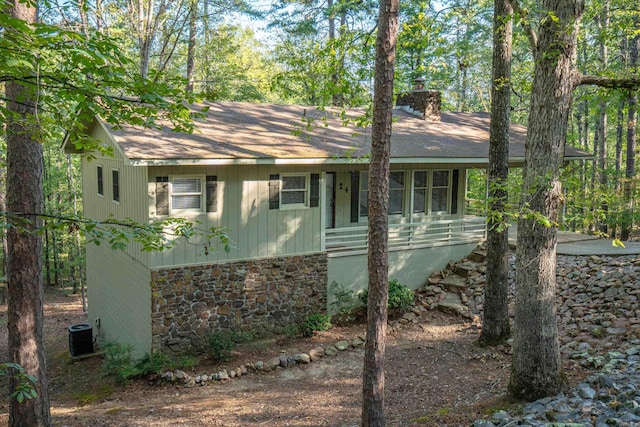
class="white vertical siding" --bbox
[86,237,152,357]
[82,121,149,264]
[148,165,324,268]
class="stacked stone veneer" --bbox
[150,254,328,354]
[395,90,441,121]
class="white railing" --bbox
[324,216,487,257]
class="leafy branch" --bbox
[0,363,38,403]
[2,212,234,254]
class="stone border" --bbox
[160,307,425,387]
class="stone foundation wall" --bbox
[150,254,328,354]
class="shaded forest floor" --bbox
[0,286,598,427]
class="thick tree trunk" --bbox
[361,0,399,425]
[479,0,512,346]
[508,0,581,401]
[6,1,51,424]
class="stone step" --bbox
[436,292,467,316]
[468,250,487,264]
[455,261,482,278]
[439,275,467,292]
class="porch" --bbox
[324,216,487,257]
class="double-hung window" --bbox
[171,177,202,211]
[412,171,428,213]
[280,174,308,208]
[389,171,405,215]
[358,170,405,219]
[155,175,218,215]
[431,170,450,214]
[359,171,369,218]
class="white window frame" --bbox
[430,169,451,215]
[411,170,429,214]
[280,173,309,210]
[170,175,204,214]
[359,171,369,221]
[388,171,405,217]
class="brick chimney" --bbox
[395,78,441,121]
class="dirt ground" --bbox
[0,288,593,427]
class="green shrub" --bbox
[102,342,138,385]
[135,352,197,376]
[359,279,414,310]
[208,331,237,362]
[282,323,299,339]
[329,281,358,315]
[102,342,197,384]
[299,313,332,337]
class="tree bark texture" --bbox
[508,0,582,401]
[361,0,399,425]
[622,21,639,241]
[6,1,51,425]
[479,0,513,347]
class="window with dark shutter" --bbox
[171,177,202,210]
[112,169,120,202]
[269,174,280,209]
[97,166,104,196]
[206,175,218,213]
[155,176,169,215]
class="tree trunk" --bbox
[6,1,51,424]
[508,0,582,401]
[615,97,625,193]
[0,166,5,305]
[361,0,399,425]
[185,0,197,93]
[479,0,512,346]
[622,21,639,241]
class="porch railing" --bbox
[324,216,487,257]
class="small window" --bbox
[206,176,217,213]
[280,174,308,208]
[431,170,450,213]
[412,171,427,213]
[112,169,120,202]
[389,171,405,215]
[97,166,104,196]
[171,177,202,211]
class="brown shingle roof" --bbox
[105,101,591,166]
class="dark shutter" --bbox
[310,173,320,207]
[206,175,217,213]
[155,176,169,215]
[269,174,280,209]
[451,169,459,214]
[350,171,360,223]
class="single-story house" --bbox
[64,90,591,355]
